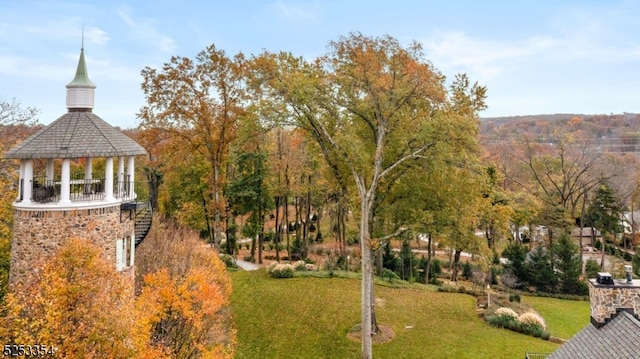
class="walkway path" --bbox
[235,259,261,271]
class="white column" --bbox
[117,156,124,197]
[105,157,114,201]
[17,161,25,201]
[127,156,135,200]
[23,159,33,204]
[59,159,71,204]
[46,159,54,182]
[84,157,92,179]
[84,157,93,195]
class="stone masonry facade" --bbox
[589,279,640,327]
[9,204,134,285]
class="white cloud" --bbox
[422,31,565,82]
[84,27,109,46]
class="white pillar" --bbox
[105,157,114,201]
[127,156,135,200]
[117,156,124,197]
[23,159,33,204]
[59,159,71,204]
[17,161,25,201]
[46,159,54,183]
[84,157,93,195]
[85,157,92,179]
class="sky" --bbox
[1,0,640,129]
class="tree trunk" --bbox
[579,194,587,272]
[360,198,373,359]
[258,205,264,265]
[425,233,433,285]
[145,166,161,211]
[225,211,235,255]
[275,195,281,262]
[375,248,383,276]
[451,249,462,282]
[285,195,291,260]
[213,164,222,250]
[250,231,256,262]
[305,176,312,245]
[201,190,215,248]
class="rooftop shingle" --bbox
[547,311,640,359]
[4,110,147,159]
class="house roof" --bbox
[547,311,640,359]
[3,110,147,159]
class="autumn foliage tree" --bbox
[251,33,486,358]
[135,218,235,359]
[0,98,39,303]
[0,238,143,358]
[1,225,235,359]
[139,44,247,249]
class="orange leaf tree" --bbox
[0,238,148,358]
[135,220,235,359]
[139,45,247,250]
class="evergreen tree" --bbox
[553,234,587,295]
[526,245,557,293]
[502,243,528,289]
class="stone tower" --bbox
[4,48,150,286]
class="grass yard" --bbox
[522,295,590,340]
[231,270,559,359]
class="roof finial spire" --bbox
[81,25,84,50]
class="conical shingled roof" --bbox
[4,110,147,159]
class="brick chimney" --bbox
[589,271,640,328]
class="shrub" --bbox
[219,253,236,268]
[486,307,551,340]
[263,231,276,242]
[584,258,601,279]
[461,261,473,280]
[509,294,521,303]
[495,307,518,320]
[487,314,518,330]
[518,311,546,331]
[267,263,294,278]
[380,268,399,282]
[293,260,307,271]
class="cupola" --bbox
[66,48,96,110]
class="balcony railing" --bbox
[28,176,141,204]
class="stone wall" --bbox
[589,279,640,327]
[9,204,134,285]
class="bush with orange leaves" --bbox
[0,238,166,358]
[0,219,235,359]
[134,218,235,358]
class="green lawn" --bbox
[231,270,559,359]
[522,295,590,340]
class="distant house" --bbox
[622,211,640,236]
[526,272,640,359]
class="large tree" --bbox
[0,98,39,303]
[139,44,246,249]
[251,33,485,358]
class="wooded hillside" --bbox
[480,113,640,152]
